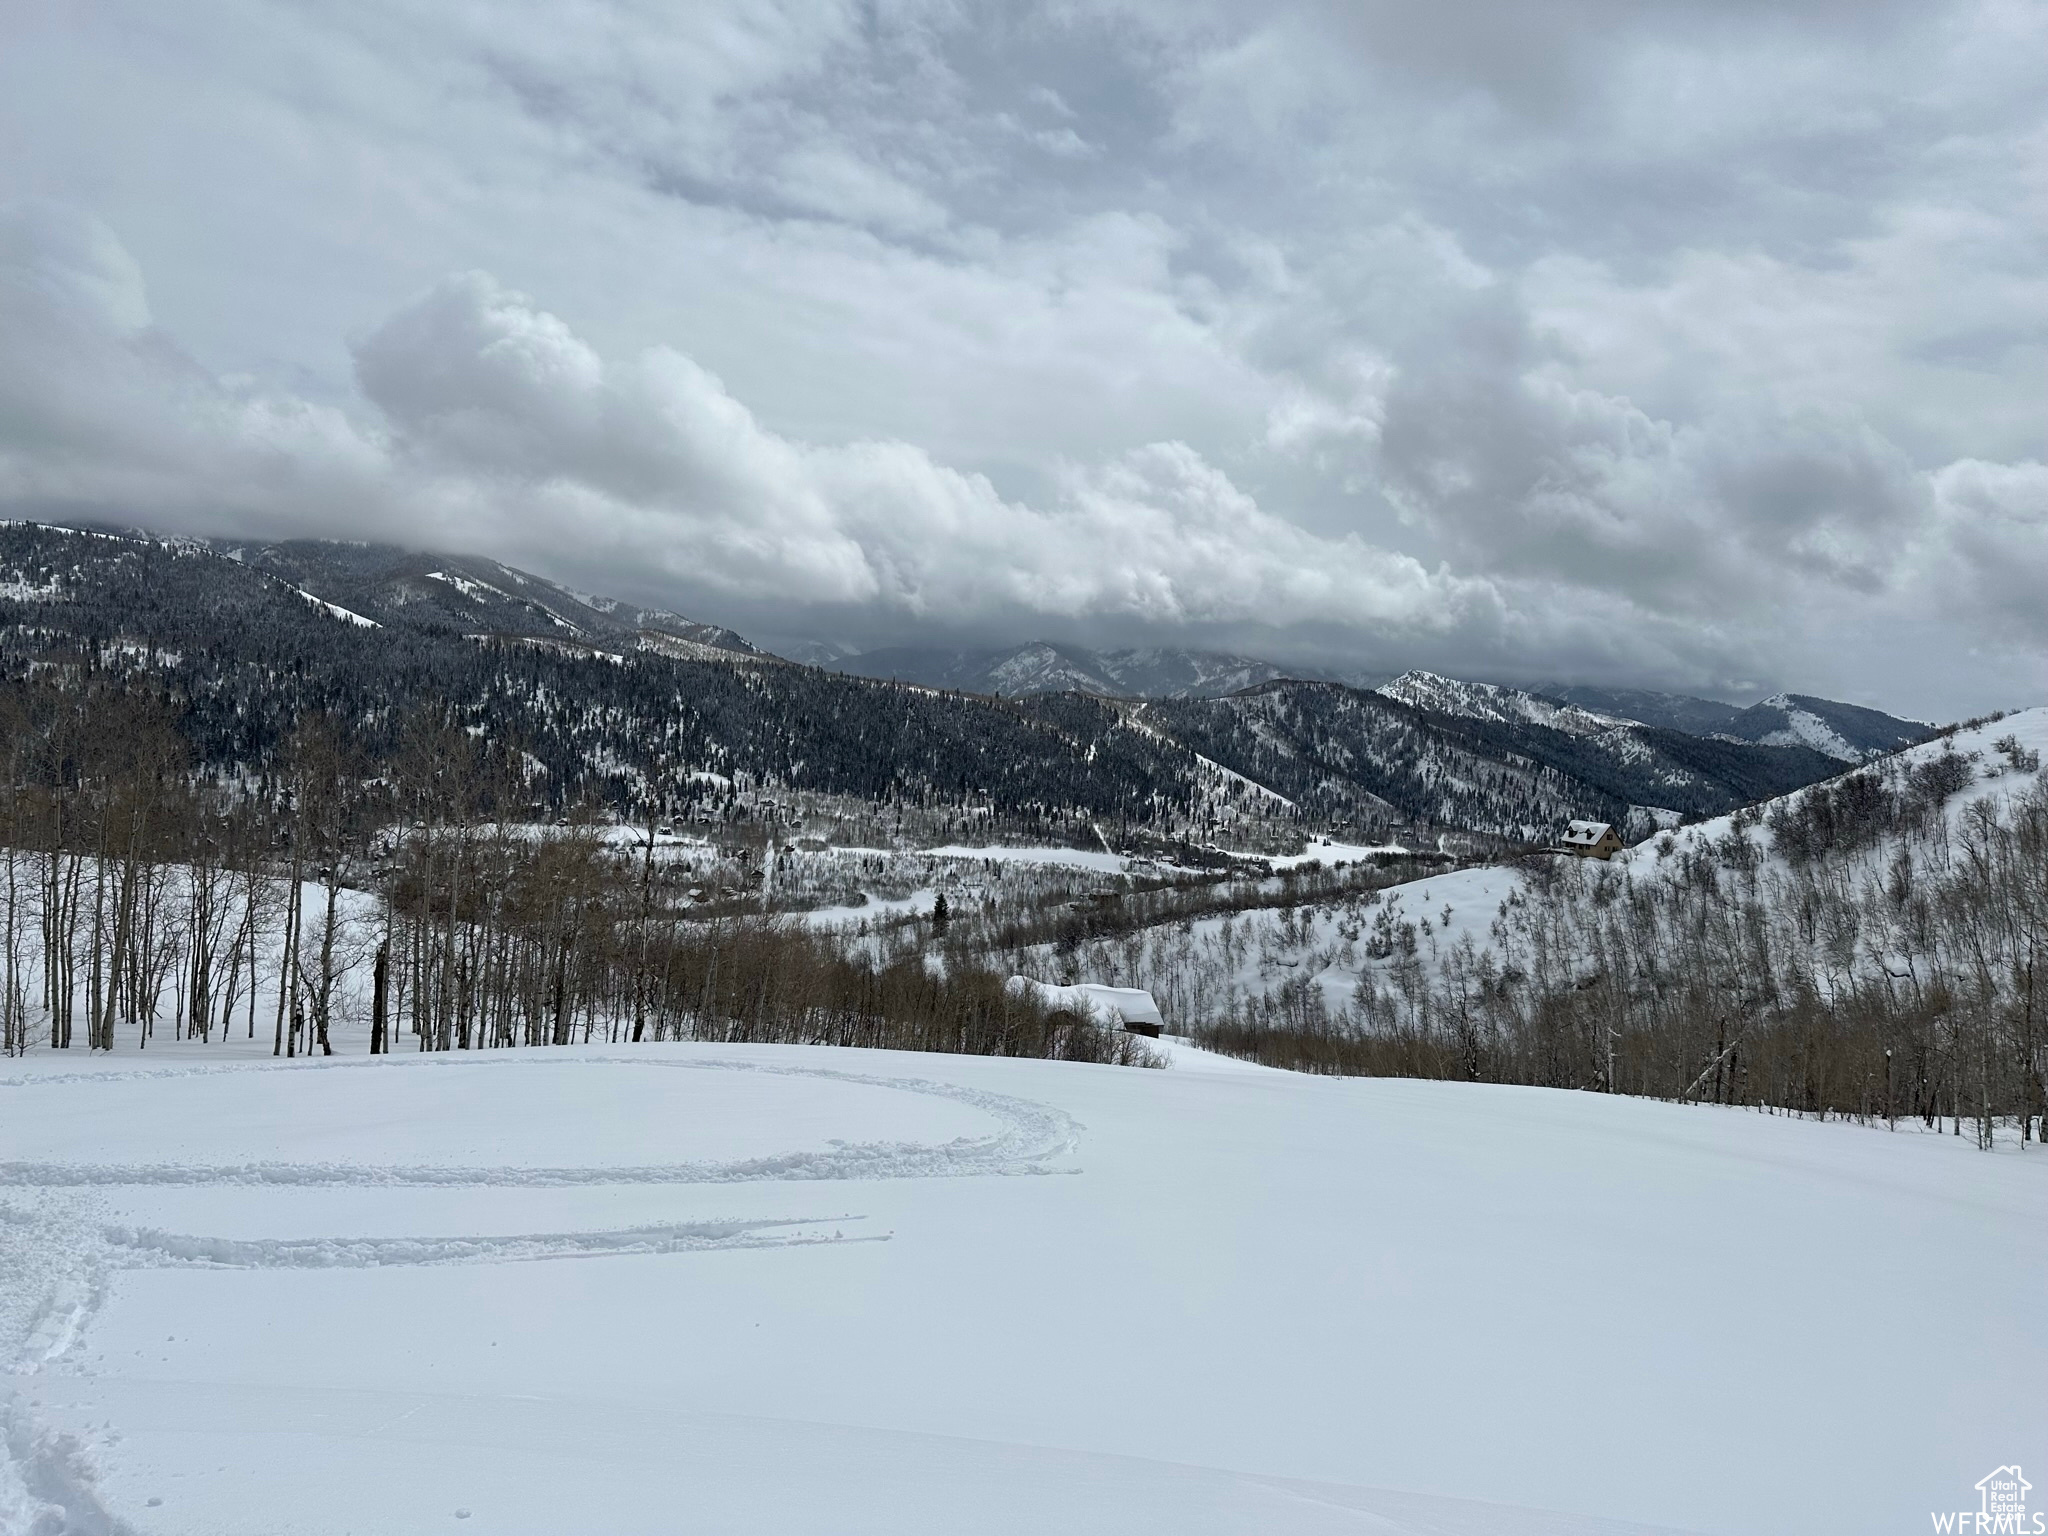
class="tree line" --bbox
[0,676,1154,1067]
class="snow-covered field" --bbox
[1264,837,1410,870]
[4,1041,2041,1535]
[922,843,1135,873]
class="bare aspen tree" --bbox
[287,719,368,1057]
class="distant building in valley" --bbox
[1006,977,1166,1037]
[1560,820,1624,859]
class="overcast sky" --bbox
[2,1,2042,715]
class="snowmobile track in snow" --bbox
[100,1215,878,1269]
[0,1054,1082,1190]
[0,1052,1082,1532]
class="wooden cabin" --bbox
[1006,977,1167,1037]
[1559,820,1625,860]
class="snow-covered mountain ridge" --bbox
[1541,683,1928,763]
[0,522,1946,845]
[1376,671,1627,736]
[832,639,1316,700]
[1724,692,1925,762]
[207,538,764,658]
[1385,671,1927,765]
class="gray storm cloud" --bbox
[0,0,2042,715]
[353,270,1500,633]
[0,223,1488,638]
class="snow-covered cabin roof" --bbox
[1561,820,1618,846]
[1005,977,1165,1029]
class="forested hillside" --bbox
[833,639,1316,699]
[0,523,1903,844]
[1149,712,2048,1140]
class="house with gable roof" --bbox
[1559,820,1624,860]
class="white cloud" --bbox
[354,273,1490,630]
[0,234,1487,641]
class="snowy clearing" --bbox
[1263,837,1411,869]
[3,1042,2040,1535]
[795,888,937,929]
[921,843,1135,872]
[290,586,381,629]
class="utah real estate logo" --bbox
[1933,1466,2040,1534]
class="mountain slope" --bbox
[1377,671,1624,736]
[0,523,1899,844]
[0,524,1188,828]
[1545,682,1927,762]
[1134,683,1632,841]
[201,537,762,658]
[1374,671,1849,818]
[836,640,1311,699]
[0,528,1570,840]
[845,650,1932,771]
[1299,707,2048,1004]
[1721,692,1929,762]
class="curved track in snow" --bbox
[0,1054,1079,1189]
[0,1052,1082,1534]
[101,1215,876,1268]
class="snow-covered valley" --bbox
[2,0,2043,1518]
[0,538,2040,1534]
[4,1040,2042,1535]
